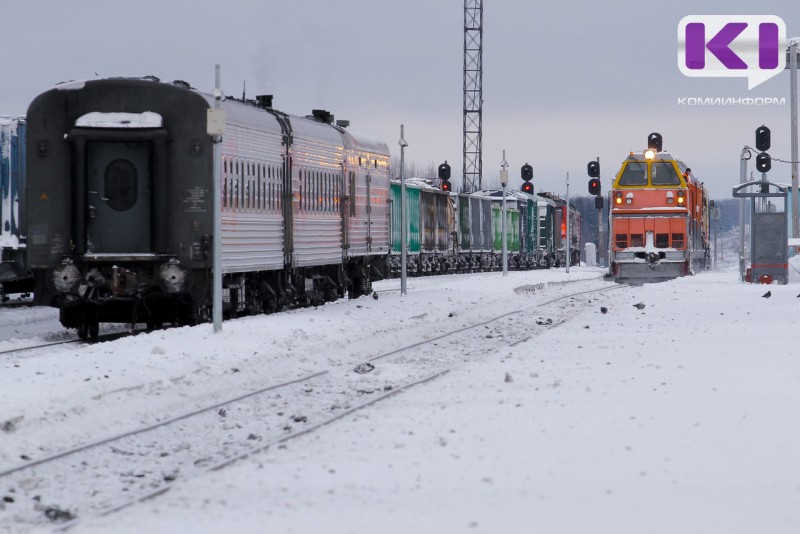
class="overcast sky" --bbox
[2,0,798,198]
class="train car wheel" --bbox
[89,321,99,340]
[77,320,89,340]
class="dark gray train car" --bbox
[26,77,388,337]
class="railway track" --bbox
[0,278,626,532]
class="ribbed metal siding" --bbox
[389,182,421,254]
[491,205,520,252]
[458,194,471,250]
[289,119,344,268]
[417,189,451,253]
[219,110,286,273]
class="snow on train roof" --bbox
[390,178,443,191]
[75,112,164,128]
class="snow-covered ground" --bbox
[2,266,799,533]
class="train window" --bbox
[630,234,644,247]
[651,162,681,185]
[222,178,228,208]
[615,234,627,248]
[671,233,685,248]
[103,159,138,212]
[656,233,669,248]
[619,162,647,186]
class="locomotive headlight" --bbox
[666,191,674,204]
[615,192,623,205]
[644,149,656,160]
[625,192,634,205]
[677,194,685,205]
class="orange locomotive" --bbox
[608,133,711,283]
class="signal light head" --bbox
[647,132,663,152]
[755,125,771,152]
[441,180,451,192]
[521,163,533,181]
[521,182,534,194]
[438,161,451,180]
[755,152,771,173]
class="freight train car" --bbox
[388,178,453,275]
[0,117,32,300]
[609,133,710,283]
[26,77,389,338]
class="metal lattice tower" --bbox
[463,0,483,193]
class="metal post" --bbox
[212,65,223,332]
[596,156,603,267]
[790,39,798,239]
[500,150,508,277]
[566,172,570,274]
[399,125,408,295]
[739,147,749,282]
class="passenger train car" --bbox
[0,117,32,299]
[608,134,710,283]
[26,77,390,338]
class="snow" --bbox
[74,112,163,129]
[1,267,800,533]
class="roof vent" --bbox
[172,80,191,89]
[143,75,161,83]
[336,120,350,128]
[311,109,334,124]
[256,95,273,109]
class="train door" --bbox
[86,141,151,253]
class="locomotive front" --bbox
[26,78,212,336]
[608,134,710,283]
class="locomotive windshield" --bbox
[650,162,681,185]
[618,162,647,186]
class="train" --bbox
[0,116,32,300]
[387,179,580,276]
[23,76,581,338]
[608,133,711,283]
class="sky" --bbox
[2,263,800,532]
[1,0,799,198]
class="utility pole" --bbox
[463,0,483,192]
[739,147,750,281]
[789,38,798,239]
[566,172,570,274]
[500,150,509,277]
[209,65,225,332]
[399,125,408,295]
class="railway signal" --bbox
[756,125,771,151]
[754,126,772,174]
[438,161,452,192]
[587,160,599,178]
[521,163,533,194]
[647,132,663,152]
[756,152,772,173]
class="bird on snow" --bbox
[600,306,608,314]
[633,302,646,310]
[762,291,771,298]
